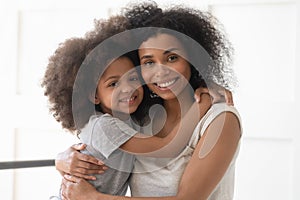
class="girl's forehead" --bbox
[101,57,135,77]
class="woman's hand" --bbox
[61,175,100,200]
[194,83,234,106]
[56,143,107,180]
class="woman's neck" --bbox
[155,86,194,137]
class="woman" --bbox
[59,2,241,200]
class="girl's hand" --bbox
[194,83,234,106]
[55,143,107,180]
[61,175,99,200]
[197,93,212,120]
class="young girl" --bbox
[42,15,211,199]
[59,2,241,200]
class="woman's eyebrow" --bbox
[140,54,153,60]
[163,48,180,55]
[140,47,180,60]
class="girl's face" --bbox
[138,33,191,100]
[94,57,143,115]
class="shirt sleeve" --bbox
[90,114,138,158]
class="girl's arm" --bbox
[62,111,241,200]
[119,94,211,157]
[55,95,210,179]
[56,94,210,179]
[57,90,232,179]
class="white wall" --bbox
[0,0,299,199]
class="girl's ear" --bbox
[89,92,101,105]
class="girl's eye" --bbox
[108,81,119,87]
[167,55,178,62]
[129,76,139,82]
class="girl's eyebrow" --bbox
[104,70,137,83]
[104,75,119,83]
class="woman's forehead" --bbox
[139,33,184,49]
[138,33,188,58]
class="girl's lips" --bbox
[119,95,138,105]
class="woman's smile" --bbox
[154,77,179,89]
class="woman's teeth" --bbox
[156,79,176,88]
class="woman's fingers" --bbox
[56,144,108,180]
[64,174,80,183]
[61,175,79,200]
[71,143,87,151]
[76,151,104,166]
[68,148,107,169]
[71,169,105,180]
[61,178,69,200]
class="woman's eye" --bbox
[142,60,154,67]
[168,55,178,62]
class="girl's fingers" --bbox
[194,88,210,103]
[224,90,234,106]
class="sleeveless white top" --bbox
[130,103,242,199]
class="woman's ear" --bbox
[89,92,101,105]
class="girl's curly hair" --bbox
[41,16,132,134]
[123,1,236,90]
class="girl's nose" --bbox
[120,83,134,93]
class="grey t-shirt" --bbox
[79,112,138,195]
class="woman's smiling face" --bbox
[138,33,191,100]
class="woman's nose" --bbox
[154,64,170,78]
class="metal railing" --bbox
[0,159,55,170]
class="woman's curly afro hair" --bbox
[41,1,237,134]
[123,1,236,90]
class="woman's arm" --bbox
[174,111,241,199]
[62,111,241,200]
